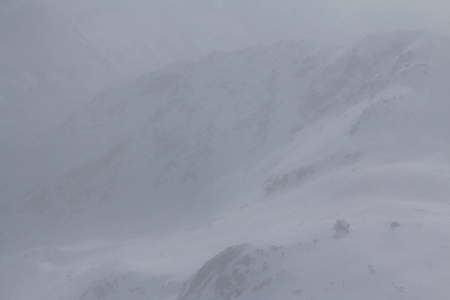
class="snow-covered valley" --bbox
[1,6,450,298]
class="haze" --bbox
[1,1,450,300]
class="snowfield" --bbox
[2,30,450,299]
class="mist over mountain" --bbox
[2,0,448,144]
[2,1,450,300]
[0,0,247,144]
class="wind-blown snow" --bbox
[2,29,450,300]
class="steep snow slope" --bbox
[2,39,341,250]
[0,0,255,213]
[2,31,450,300]
[0,0,248,147]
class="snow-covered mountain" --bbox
[2,30,450,300]
[0,0,253,148]
[0,0,257,217]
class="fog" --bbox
[2,0,449,52]
[1,1,450,300]
[1,0,447,137]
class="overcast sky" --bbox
[217,0,450,43]
[2,0,450,45]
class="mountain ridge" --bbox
[2,30,450,300]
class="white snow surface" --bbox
[2,30,450,299]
